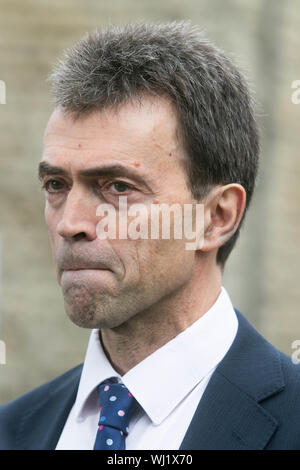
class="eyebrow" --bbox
[38,161,153,191]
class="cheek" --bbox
[44,205,59,245]
[135,239,195,298]
[138,237,195,278]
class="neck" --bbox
[100,261,222,375]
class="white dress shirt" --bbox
[56,286,238,450]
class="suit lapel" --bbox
[180,370,278,449]
[180,311,285,450]
[15,365,83,450]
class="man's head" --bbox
[40,22,259,329]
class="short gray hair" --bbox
[49,21,260,266]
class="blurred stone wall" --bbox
[0,0,299,404]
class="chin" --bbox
[65,305,97,329]
[64,301,131,330]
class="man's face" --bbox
[41,96,199,329]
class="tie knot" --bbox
[97,382,137,435]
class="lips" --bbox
[60,263,110,271]
[63,266,106,270]
[57,249,114,274]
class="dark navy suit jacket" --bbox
[1,310,300,450]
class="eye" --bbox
[43,179,66,193]
[110,181,133,193]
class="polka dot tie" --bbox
[93,381,138,450]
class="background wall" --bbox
[0,0,299,404]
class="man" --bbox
[0,22,299,450]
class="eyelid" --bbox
[101,179,136,192]
[41,177,137,195]
[42,177,69,192]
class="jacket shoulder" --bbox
[279,348,300,381]
[0,364,83,449]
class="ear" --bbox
[200,184,246,253]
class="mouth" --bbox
[60,267,111,283]
[61,265,110,271]
[59,267,111,282]
[64,268,106,271]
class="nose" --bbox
[57,188,98,241]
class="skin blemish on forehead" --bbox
[150,110,183,167]
[133,162,141,167]
[78,143,82,148]
[153,199,159,204]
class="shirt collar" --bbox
[73,286,238,425]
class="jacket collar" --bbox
[180,310,285,450]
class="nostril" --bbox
[72,232,86,241]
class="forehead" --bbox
[43,96,184,171]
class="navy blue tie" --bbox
[93,381,137,450]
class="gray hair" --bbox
[49,21,260,266]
